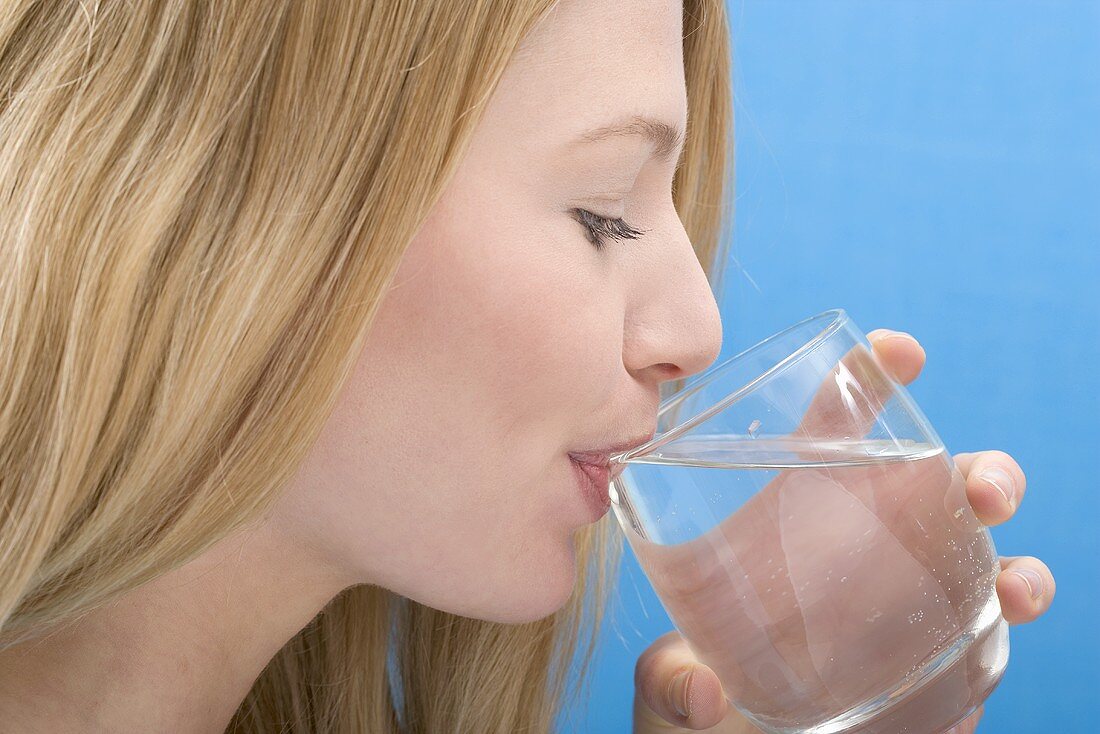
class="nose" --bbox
[622,212,724,388]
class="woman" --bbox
[0,1,1053,732]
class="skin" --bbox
[0,2,1054,732]
[632,330,1057,734]
[0,0,724,731]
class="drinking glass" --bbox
[609,309,1008,734]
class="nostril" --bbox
[654,363,681,380]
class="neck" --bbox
[0,519,353,733]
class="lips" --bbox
[568,450,612,466]
[570,456,612,519]
[568,451,628,481]
[569,428,656,468]
[567,428,655,517]
[572,458,611,490]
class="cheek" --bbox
[396,185,622,456]
[279,194,622,619]
[283,316,587,623]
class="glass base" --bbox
[747,608,1009,734]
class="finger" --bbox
[796,328,926,441]
[996,556,1056,624]
[952,450,1027,526]
[634,630,728,730]
[866,328,926,386]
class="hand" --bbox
[632,328,1056,734]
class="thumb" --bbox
[633,630,731,731]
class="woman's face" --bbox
[274,0,723,623]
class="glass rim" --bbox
[612,308,850,463]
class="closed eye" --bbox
[570,208,647,251]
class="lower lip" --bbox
[570,458,612,521]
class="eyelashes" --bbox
[570,207,648,251]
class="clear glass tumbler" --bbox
[609,309,1008,734]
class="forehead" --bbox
[478,0,687,154]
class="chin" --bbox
[462,549,580,625]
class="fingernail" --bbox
[1013,568,1044,600]
[668,666,695,719]
[977,467,1016,509]
[875,330,917,344]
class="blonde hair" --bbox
[0,1,733,731]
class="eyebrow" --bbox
[575,115,686,164]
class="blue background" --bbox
[560,1,1098,731]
